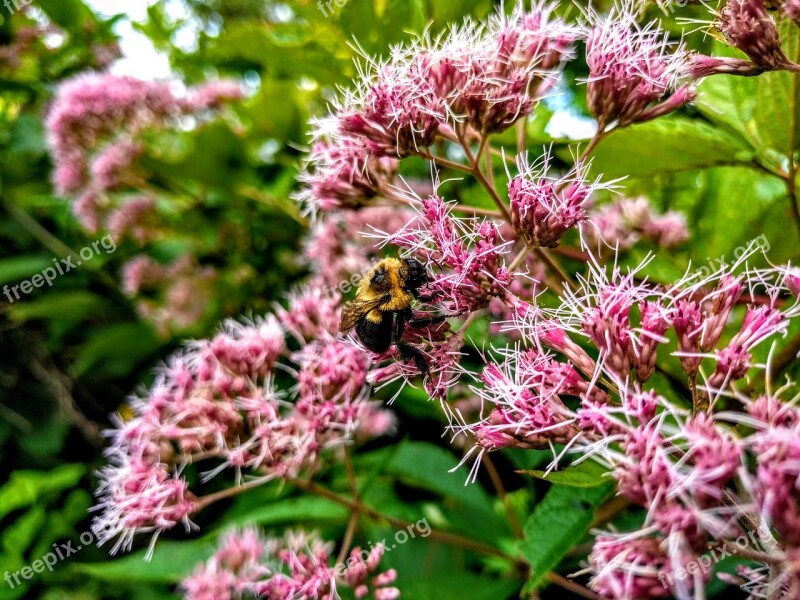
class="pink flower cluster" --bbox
[584,196,689,253]
[383,195,514,314]
[296,2,578,215]
[585,7,694,130]
[508,153,610,248]
[181,528,399,600]
[449,246,800,598]
[120,254,218,337]
[92,290,395,555]
[46,73,243,233]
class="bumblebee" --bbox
[339,257,440,375]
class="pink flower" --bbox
[182,529,400,600]
[181,80,245,111]
[202,316,286,379]
[385,195,513,313]
[585,8,692,129]
[641,211,689,248]
[615,423,675,505]
[106,196,157,243]
[465,348,583,453]
[337,60,440,158]
[120,255,163,296]
[90,139,143,191]
[72,189,104,233]
[632,300,671,382]
[92,457,197,556]
[785,0,800,26]
[589,535,673,599]
[341,545,400,599]
[781,266,800,298]
[584,196,689,253]
[121,254,218,336]
[751,425,800,546]
[295,337,370,406]
[277,286,342,344]
[296,137,397,214]
[681,413,741,506]
[508,153,607,248]
[718,0,790,71]
[46,73,244,228]
[698,275,744,352]
[685,54,764,78]
[670,299,703,377]
[708,305,787,391]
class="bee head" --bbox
[401,258,428,292]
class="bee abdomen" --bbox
[356,312,393,353]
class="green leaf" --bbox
[7,291,110,323]
[358,441,512,544]
[691,21,800,172]
[0,465,85,520]
[588,117,753,179]
[521,483,614,589]
[395,572,521,600]
[73,323,161,377]
[217,496,349,532]
[521,459,610,488]
[1,505,46,555]
[9,115,47,157]
[0,255,53,286]
[37,0,97,29]
[383,441,497,516]
[71,540,215,584]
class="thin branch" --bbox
[546,572,599,600]
[417,150,475,175]
[292,479,516,561]
[481,453,523,538]
[787,43,800,241]
[456,128,514,224]
[28,353,103,447]
[533,247,569,294]
[336,511,360,565]
[577,131,607,165]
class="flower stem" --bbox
[457,128,514,224]
[292,478,515,561]
[545,573,599,600]
[578,131,607,164]
[481,453,523,538]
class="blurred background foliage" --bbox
[1,0,798,598]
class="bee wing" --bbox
[339,298,384,332]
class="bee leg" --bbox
[408,315,447,328]
[393,310,430,376]
[397,341,431,377]
[392,309,409,345]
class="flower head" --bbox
[718,0,790,71]
[509,152,609,248]
[585,7,692,129]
